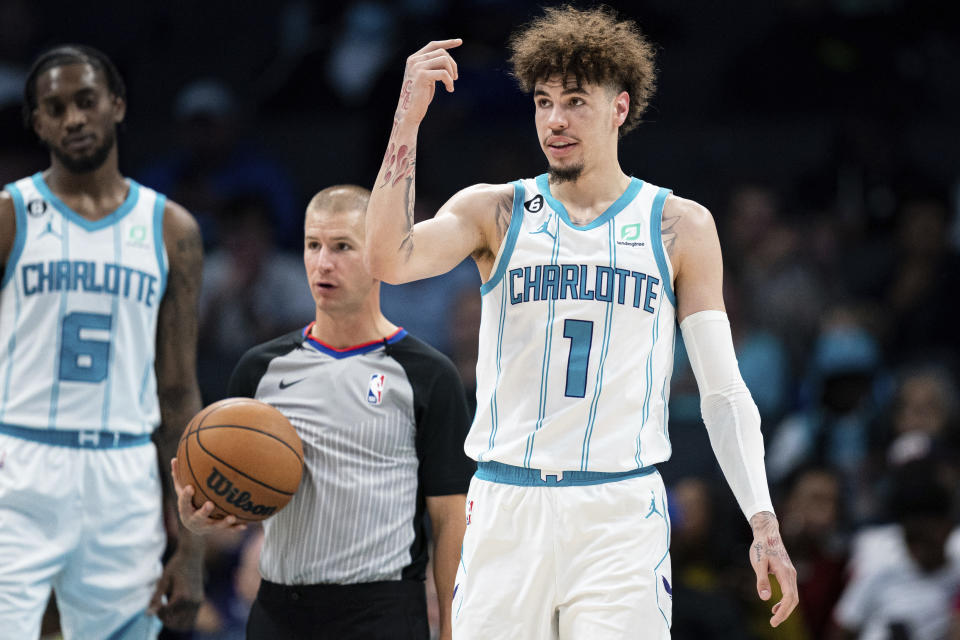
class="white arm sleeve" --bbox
[680,310,775,521]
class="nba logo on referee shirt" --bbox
[367,373,385,405]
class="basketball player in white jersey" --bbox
[0,45,205,638]
[365,7,798,639]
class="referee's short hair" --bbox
[307,185,370,215]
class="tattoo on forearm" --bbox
[380,138,417,189]
[398,174,416,259]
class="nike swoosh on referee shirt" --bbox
[279,377,306,390]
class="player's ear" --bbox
[112,94,126,124]
[613,90,629,129]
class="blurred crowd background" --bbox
[4,0,959,638]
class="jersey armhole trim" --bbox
[650,187,676,307]
[1,184,28,290]
[153,193,168,299]
[479,181,525,296]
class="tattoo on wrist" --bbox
[399,78,413,112]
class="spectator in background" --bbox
[832,460,960,640]
[882,194,960,365]
[779,466,848,639]
[138,78,301,249]
[669,477,751,640]
[720,182,826,366]
[197,194,315,401]
[767,308,883,523]
[881,364,959,469]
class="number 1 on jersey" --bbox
[563,319,593,398]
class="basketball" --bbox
[175,398,304,522]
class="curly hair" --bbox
[508,5,657,135]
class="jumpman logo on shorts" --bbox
[644,491,662,519]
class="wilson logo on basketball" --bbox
[206,467,278,517]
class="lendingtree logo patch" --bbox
[617,223,645,247]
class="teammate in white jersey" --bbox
[0,45,205,638]
[365,7,798,639]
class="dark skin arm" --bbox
[426,494,467,640]
[146,199,206,629]
[0,193,15,283]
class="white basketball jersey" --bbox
[466,175,677,472]
[0,173,168,434]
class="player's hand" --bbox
[749,511,798,627]
[148,541,204,630]
[171,458,247,535]
[395,39,462,127]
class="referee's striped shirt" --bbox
[228,325,474,585]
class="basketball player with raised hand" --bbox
[365,7,798,638]
[174,185,474,639]
[0,45,204,637]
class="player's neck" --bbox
[44,150,124,200]
[310,308,398,350]
[548,158,630,213]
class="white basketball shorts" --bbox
[0,432,165,639]
[453,462,672,640]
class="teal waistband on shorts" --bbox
[475,461,657,487]
[0,422,152,449]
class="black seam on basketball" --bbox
[185,429,259,518]
[193,427,298,495]
[194,423,303,464]
[184,429,226,514]
[193,402,223,431]
[196,398,256,431]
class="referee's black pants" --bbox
[246,579,431,640]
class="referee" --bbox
[175,185,474,640]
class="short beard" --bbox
[49,129,116,174]
[547,162,584,184]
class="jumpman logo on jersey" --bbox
[36,220,61,240]
[644,491,663,519]
[530,214,556,240]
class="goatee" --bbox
[548,162,584,184]
[49,130,116,174]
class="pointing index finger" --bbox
[418,39,463,55]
